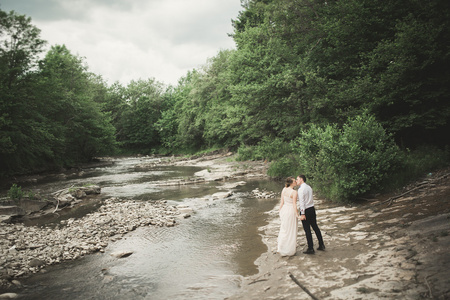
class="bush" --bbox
[267,156,300,178]
[7,184,24,200]
[237,137,291,161]
[291,114,402,202]
[236,144,258,161]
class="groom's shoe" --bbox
[317,245,326,251]
[303,248,315,255]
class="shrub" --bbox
[236,144,261,161]
[291,114,402,202]
[7,184,24,200]
[267,156,300,178]
[237,137,291,161]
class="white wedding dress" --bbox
[277,188,298,256]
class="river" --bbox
[2,157,280,299]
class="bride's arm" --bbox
[293,190,298,217]
[279,188,285,211]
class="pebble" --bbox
[251,188,277,199]
[0,198,187,285]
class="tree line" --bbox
[1,0,449,201]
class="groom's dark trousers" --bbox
[301,206,324,250]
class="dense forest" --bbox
[1,0,449,201]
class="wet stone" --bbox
[0,198,186,284]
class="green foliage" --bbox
[7,184,23,200]
[38,45,117,161]
[0,10,47,173]
[292,114,402,202]
[0,10,117,176]
[267,156,299,178]
[402,146,450,177]
[1,0,449,198]
[383,146,450,191]
[236,144,258,161]
[155,50,238,152]
[27,191,35,199]
[237,137,291,161]
[357,1,450,145]
[109,78,165,152]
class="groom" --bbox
[296,175,325,254]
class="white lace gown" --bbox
[277,188,298,256]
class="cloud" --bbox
[1,0,242,85]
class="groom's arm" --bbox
[298,187,306,215]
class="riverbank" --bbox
[127,153,450,299]
[0,198,185,289]
[227,168,450,300]
[1,153,448,299]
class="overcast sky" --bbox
[1,0,242,86]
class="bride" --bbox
[277,177,299,256]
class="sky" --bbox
[1,0,243,86]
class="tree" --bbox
[0,9,47,174]
[0,10,45,88]
[358,0,450,146]
[38,45,117,162]
[110,78,165,152]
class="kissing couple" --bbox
[277,175,325,256]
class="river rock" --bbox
[83,186,101,195]
[211,191,233,199]
[176,204,193,214]
[110,250,133,258]
[251,188,276,199]
[0,198,183,284]
[29,258,45,268]
[11,280,21,287]
[72,190,86,199]
[0,293,18,299]
[57,194,75,207]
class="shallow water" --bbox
[2,157,280,299]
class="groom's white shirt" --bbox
[298,182,314,215]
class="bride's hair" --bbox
[285,176,295,188]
